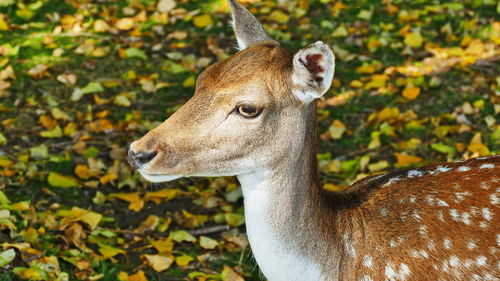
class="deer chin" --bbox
[138,172,181,183]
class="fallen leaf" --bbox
[157,0,176,13]
[48,172,79,188]
[169,230,196,243]
[136,215,159,233]
[141,254,174,272]
[222,266,244,281]
[404,31,423,48]
[93,19,110,32]
[40,125,62,138]
[402,86,421,100]
[328,120,346,140]
[98,244,126,259]
[0,248,15,267]
[128,270,148,281]
[394,153,423,167]
[175,254,193,267]
[199,236,218,250]
[56,73,77,85]
[27,64,49,79]
[193,14,213,28]
[115,18,135,30]
[150,237,174,254]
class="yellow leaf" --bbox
[199,236,218,250]
[136,215,159,233]
[99,173,118,184]
[108,193,144,212]
[222,266,244,281]
[402,87,421,100]
[80,211,102,230]
[404,32,423,48]
[129,270,148,281]
[270,10,289,24]
[94,19,110,32]
[64,122,78,136]
[157,0,176,13]
[75,164,90,179]
[150,238,174,254]
[98,244,126,259]
[328,120,346,140]
[175,254,193,267]
[142,254,174,272]
[193,14,213,28]
[144,189,180,204]
[128,199,144,212]
[39,115,57,129]
[182,76,195,88]
[368,160,389,172]
[40,125,62,138]
[48,172,79,188]
[467,143,489,156]
[394,153,423,167]
[115,18,135,30]
[0,15,9,31]
[51,107,72,120]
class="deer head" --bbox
[128,0,335,183]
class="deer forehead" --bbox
[194,42,296,105]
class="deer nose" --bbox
[127,150,157,169]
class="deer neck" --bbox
[237,103,347,280]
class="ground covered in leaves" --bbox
[0,0,499,280]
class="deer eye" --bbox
[236,104,262,118]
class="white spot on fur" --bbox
[428,240,436,251]
[482,208,492,221]
[412,211,422,221]
[490,194,498,205]
[444,238,452,249]
[437,199,449,207]
[462,212,472,225]
[385,263,410,281]
[436,165,452,173]
[411,249,429,259]
[363,255,373,268]
[449,256,460,267]
[467,240,477,250]
[383,176,402,187]
[476,256,487,266]
[418,225,428,238]
[480,163,494,169]
[480,182,490,189]
[437,211,445,222]
[449,209,460,221]
[457,166,471,172]
[380,207,388,218]
[409,195,417,203]
[407,169,423,178]
[479,221,488,228]
[455,191,471,202]
[360,276,373,281]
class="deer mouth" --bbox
[138,172,181,183]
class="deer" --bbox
[127,0,500,280]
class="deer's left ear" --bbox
[291,41,335,103]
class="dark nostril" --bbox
[135,151,157,164]
[127,150,157,169]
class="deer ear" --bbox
[228,0,273,50]
[291,41,335,103]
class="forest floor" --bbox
[0,0,498,280]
